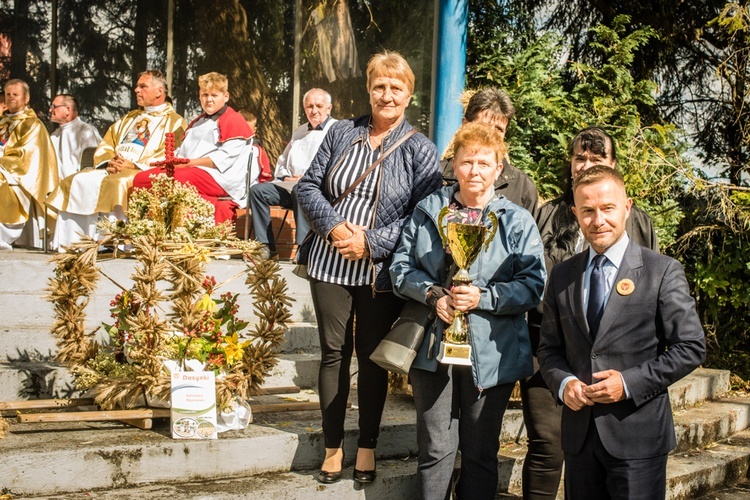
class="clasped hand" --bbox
[106,154,135,174]
[434,285,480,324]
[562,369,626,411]
[331,221,369,260]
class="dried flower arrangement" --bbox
[48,176,292,411]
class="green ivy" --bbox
[468,16,684,247]
[468,13,750,380]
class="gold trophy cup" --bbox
[436,206,498,366]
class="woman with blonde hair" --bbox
[297,51,442,485]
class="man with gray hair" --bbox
[442,86,539,216]
[248,88,335,258]
[47,70,187,250]
[49,93,102,179]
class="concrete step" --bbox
[667,428,750,499]
[693,477,750,500]
[0,390,527,497]
[0,325,59,363]
[0,322,320,365]
[0,361,79,401]
[0,351,332,401]
[17,424,750,499]
[0,249,317,327]
[0,375,738,496]
[281,323,321,353]
[0,392,422,496]
[668,368,731,409]
[23,458,424,500]
[674,395,750,453]
[263,352,324,390]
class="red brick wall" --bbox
[235,208,298,260]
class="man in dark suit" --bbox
[538,165,705,499]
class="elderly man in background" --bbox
[441,87,539,216]
[0,79,58,250]
[47,70,187,250]
[49,94,102,179]
[248,88,335,258]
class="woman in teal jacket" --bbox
[390,122,545,500]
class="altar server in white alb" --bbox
[49,94,102,179]
[132,71,255,224]
[46,69,187,250]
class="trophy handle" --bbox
[484,212,499,251]
[437,206,450,244]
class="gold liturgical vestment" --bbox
[46,104,186,215]
[0,108,58,224]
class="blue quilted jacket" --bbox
[296,114,442,292]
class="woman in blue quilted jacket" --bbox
[297,50,442,486]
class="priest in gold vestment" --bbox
[47,70,187,250]
[0,79,58,250]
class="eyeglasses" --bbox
[49,104,67,110]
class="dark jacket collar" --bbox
[348,114,413,149]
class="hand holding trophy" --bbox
[436,206,498,365]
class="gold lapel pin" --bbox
[616,278,635,296]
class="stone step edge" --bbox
[673,395,750,453]
[0,353,326,401]
[666,427,750,499]
[3,396,749,496]
[0,352,322,373]
[20,429,750,500]
[669,368,730,409]
[0,363,728,392]
[0,323,322,364]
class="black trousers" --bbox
[519,365,564,500]
[309,278,404,449]
[565,417,668,500]
[247,182,310,249]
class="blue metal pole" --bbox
[431,0,468,155]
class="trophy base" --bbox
[436,341,472,366]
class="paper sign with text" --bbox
[170,371,218,439]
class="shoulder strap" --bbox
[330,128,418,207]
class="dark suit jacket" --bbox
[538,240,706,460]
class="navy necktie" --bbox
[587,254,608,339]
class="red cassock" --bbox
[133,106,254,224]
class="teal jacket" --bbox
[389,185,546,391]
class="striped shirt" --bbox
[307,138,381,286]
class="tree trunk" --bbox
[10,0,30,81]
[192,0,285,160]
[727,26,750,186]
[173,0,190,116]
[131,0,149,108]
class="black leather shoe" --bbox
[353,467,376,484]
[316,469,342,484]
